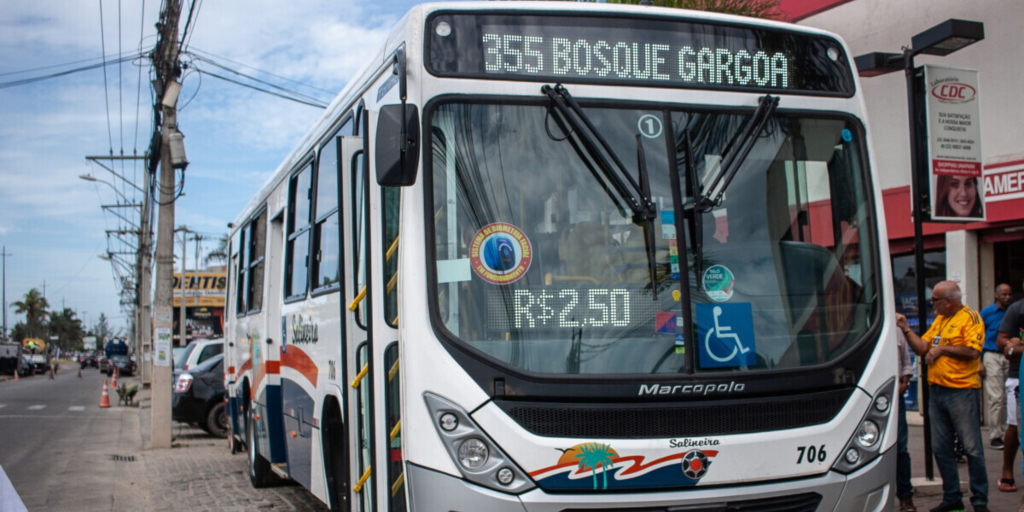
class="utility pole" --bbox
[138,167,153,386]
[1,247,9,342]
[151,0,187,449]
[178,226,189,347]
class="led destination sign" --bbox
[427,13,854,95]
[482,31,790,89]
[485,286,661,332]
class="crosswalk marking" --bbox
[68,406,85,412]
[0,405,6,409]
[27,405,45,410]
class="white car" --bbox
[175,338,223,372]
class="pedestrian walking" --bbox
[897,281,989,512]
[997,284,1024,496]
[981,284,1012,449]
[897,326,918,511]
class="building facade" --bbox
[781,0,1024,319]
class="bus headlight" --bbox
[855,420,880,448]
[832,378,895,474]
[458,438,489,469]
[425,393,535,494]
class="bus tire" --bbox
[246,406,278,488]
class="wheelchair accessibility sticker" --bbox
[696,303,756,368]
[469,222,533,285]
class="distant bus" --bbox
[225,3,896,511]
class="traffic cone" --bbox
[110,371,118,390]
[14,370,18,382]
[99,379,111,408]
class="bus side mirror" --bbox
[375,104,420,187]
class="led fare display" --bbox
[482,32,790,89]
[486,286,660,332]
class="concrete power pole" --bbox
[151,0,187,449]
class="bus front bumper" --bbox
[405,447,894,512]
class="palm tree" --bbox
[11,288,49,339]
[49,308,85,351]
[574,443,617,490]
[205,234,230,266]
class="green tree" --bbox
[49,308,85,351]
[205,234,230,266]
[585,0,783,19]
[10,288,49,339]
[93,312,113,344]
[10,322,30,343]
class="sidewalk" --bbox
[904,411,1022,511]
[128,382,328,511]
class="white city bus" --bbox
[225,3,897,511]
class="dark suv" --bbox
[108,355,136,376]
[172,354,227,438]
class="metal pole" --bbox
[179,227,188,347]
[2,246,8,342]
[905,49,934,481]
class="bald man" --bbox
[897,281,988,512]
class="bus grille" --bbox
[562,492,822,511]
[496,389,850,439]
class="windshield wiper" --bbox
[695,94,779,212]
[682,129,704,290]
[542,84,660,296]
[635,134,658,300]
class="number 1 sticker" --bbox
[638,114,663,139]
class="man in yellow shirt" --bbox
[897,281,988,512]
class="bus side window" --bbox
[383,187,400,326]
[352,152,368,328]
[234,231,246,317]
[287,162,313,300]
[313,117,352,293]
[247,209,267,313]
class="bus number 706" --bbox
[796,445,827,464]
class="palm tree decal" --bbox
[574,443,616,490]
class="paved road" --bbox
[0,366,144,510]
[0,366,326,511]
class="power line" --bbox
[0,53,143,90]
[195,69,328,108]
[98,0,114,155]
[191,55,331,106]
[188,46,335,95]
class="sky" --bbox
[0,0,431,336]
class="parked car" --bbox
[172,353,227,438]
[29,354,50,374]
[108,354,136,376]
[99,357,109,374]
[176,338,223,372]
[79,353,99,369]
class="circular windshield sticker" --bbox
[702,265,735,302]
[469,223,533,285]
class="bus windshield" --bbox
[428,101,878,375]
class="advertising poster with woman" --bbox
[925,65,985,222]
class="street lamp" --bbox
[855,18,984,481]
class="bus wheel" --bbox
[246,406,278,488]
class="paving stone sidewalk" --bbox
[122,387,328,511]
